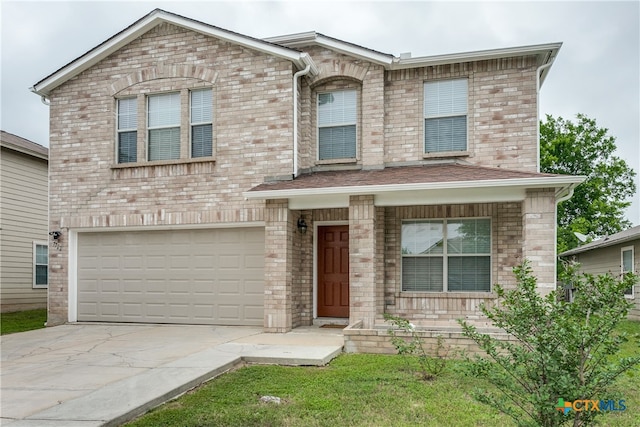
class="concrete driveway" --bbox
[0,323,343,426]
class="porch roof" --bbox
[244,163,585,209]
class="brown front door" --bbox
[317,225,349,318]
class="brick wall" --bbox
[384,57,539,171]
[47,23,295,323]
[382,202,522,328]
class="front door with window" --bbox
[317,225,349,318]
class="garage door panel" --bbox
[77,228,264,325]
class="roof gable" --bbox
[560,225,640,257]
[31,9,317,97]
[0,130,48,160]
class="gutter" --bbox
[245,175,586,200]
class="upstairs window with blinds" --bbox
[148,92,181,161]
[424,79,468,153]
[117,98,137,163]
[317,90,357,160]
[401,218,491,292]
[190,89,213,158]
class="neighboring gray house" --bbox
[31,9,584,351]
[0,130,49,312]
[560,225,640,321]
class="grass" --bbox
[0,308,47,335]
[127,321,640,427]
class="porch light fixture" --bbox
[49,231,61,240]
[297,217,308,234]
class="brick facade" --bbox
[38,11,570,351]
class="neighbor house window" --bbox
[317,90,357,160]
[190,89,213,158]
[117,97,137,163]
[424,79,468,153]
[622,246,635,297]
[148,92,181,161]
[33,242,48,288]
[402,218,490,292]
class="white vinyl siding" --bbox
[148,92,181,161]
[424,79,468,153]
[622,246,634,297]
[117,98,137,163]
[402,218,491,292]
[318,90,357,160]
[190,89,213,158]
[33,242,48,288]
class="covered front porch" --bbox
[245,163,583,342]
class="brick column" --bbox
[264,199,293,332]
[349,195,377,328]
[522,189,556,295]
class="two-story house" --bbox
[31,9,583,351]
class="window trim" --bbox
[316,89,358,162]
[400,217,492,293]
[621,245,635,298]
[33,241,48,289]
[423,78,469,155]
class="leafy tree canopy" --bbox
[540,113,637,253]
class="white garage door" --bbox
[77,228,264,325]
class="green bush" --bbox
[459,261,639,427]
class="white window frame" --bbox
[621,245,635,298]
[423,78,468,154]
[401,218,492,293]
[317,89,358,161]
[189,88,213,158]
[116,97,138,164]
[147,91,181,161]
[33,241,48,289]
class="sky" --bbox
[1,0,639,225]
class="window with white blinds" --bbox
[33,242,48,288]
[622,246,635,296]
[318,90,357,160]
[117,98,137,163]
[424,79,468,153]
[190,89,213,158]
[148,92,181,161]
[401,218,491,292]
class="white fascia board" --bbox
[31,10,311,96]
[243,175,585,200]
[313,35,393,66]
[391,42,562,70]
[266,32,393,66]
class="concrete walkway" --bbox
[0,324,344,427]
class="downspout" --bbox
[536,60,554,173]
[554,182,578,282]
[293,64,312,178]
[40,95,50,106]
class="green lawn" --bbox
[0,308,47,335]
[127,321,640,427]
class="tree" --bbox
[540,113,637,253]
[459,261,639,427]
